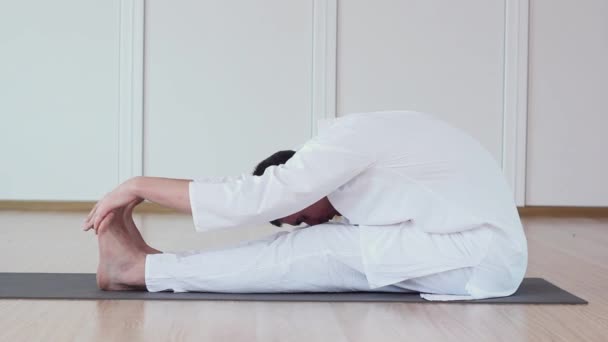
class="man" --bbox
[83,110,527,300]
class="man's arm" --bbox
[188,123,375,232]
[83,176,192,232]
[130,176,192,213]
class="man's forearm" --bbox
[129,176,192,213]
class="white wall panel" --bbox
[144,0,315,179]
[526,0,608,206]
[337,0,506,162]
[0,0,120,200]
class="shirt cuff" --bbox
[188,180,205,232]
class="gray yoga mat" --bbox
[0,273,587,304]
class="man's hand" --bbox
[83,178,143,234]
[83,176,192,234]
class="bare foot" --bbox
[122,202,162,255]
[97,210,147,291]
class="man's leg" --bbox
[97,217,482,294]
[144,223,407,293]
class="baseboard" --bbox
[517,206,608,217]
[1,201,608,217]
[0,201,177,214]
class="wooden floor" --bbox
[0,213,607,341]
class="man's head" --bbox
[253,150,340,227]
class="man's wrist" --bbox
[126,176,144,199]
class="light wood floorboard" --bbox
[0,212,606,341]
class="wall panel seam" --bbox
[311,0,338,135]
[118,0,144,183]
[502,0,529,206]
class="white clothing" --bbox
[146,221,490,298]
[156,110,527,300]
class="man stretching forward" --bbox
[83,111,527,301]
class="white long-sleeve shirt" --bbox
[189,110,528,299]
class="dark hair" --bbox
[253,150,296,227]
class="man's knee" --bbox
[284,223,361,257]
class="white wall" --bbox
[0,0,121,201]
[526,0,608,206]
[143,0,314,179]
[337,0,506,161]
[2,0,606,207]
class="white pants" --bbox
[145,223,484,297]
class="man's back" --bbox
[321,111,524,242]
